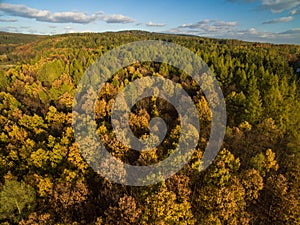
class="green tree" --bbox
[0,180,36,223]
[250,149,279,177]
[244,76,263,124]
[38,59,65,84]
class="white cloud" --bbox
[166,22,300,44]
[64,26,75,33]
[102,14,135,24]
[44,11,100,23]
[280,28,300,35]
[0,4,50,19]
[146,21,166,27]
[214,21,238,26]
[228,0,300,13]
[178,19,238,35]
[236,28,300,43]
[0,3,135,24]
[0,18,17,22]
[290,7,300,15]
[262,16,293,24]
[260,0,300,13]
[0,26,18,32]
[248,27,258,34]
[227,0,257,2]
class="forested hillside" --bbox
[0,31,299,224]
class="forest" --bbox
[0,30,299,224]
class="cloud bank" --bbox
[260,0,300,13]
[178,19,238,35]
[0,18,17,22]
[165,18,300,44]
[228,0,300,13]
[263,16,293,24]
[0,3,135,24]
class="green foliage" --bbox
[37,59,65,84]
[0,71,10,91]
[204,148,240,187]
[244,76,263,124]
[0,179,36,223]
[250,149,279,177]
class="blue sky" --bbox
[0,0,300,44]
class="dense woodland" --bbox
[0,31,299,224]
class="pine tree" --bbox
[244,76,263,124]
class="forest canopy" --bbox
[0,31,299,225]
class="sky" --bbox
[0,0,300,44]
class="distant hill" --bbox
[0,31,47,45]
[0,32,48,62]
[0,30,299,64]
